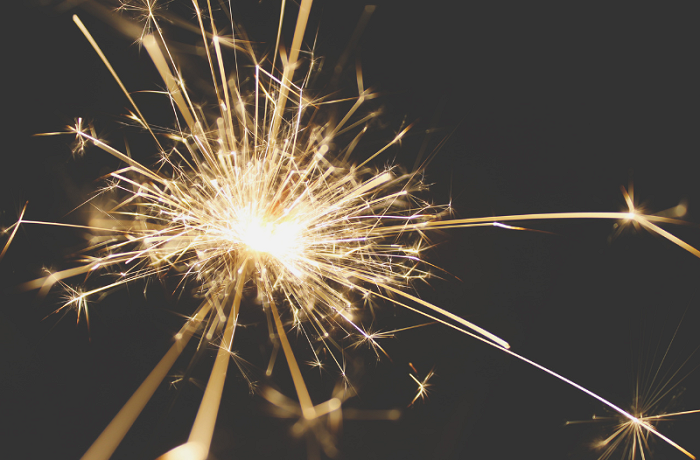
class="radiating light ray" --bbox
[81,299,214,460]
[351,323,435,361]
[181,259,249,460]
[0,201,28,263]
[72,14,165,152]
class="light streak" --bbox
[566,311,700,459]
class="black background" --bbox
[3,1,700,459]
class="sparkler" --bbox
[3,1,700,459]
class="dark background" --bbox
[3,1,700,459]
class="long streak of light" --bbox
[72,15,164,151]
[269,0,313,150]
[184,260,249,459]
[387,212,700,258]
[500,347,695,459]
[267,295,316,420]
[81,300,214,460]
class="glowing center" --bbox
[240,217,301,257]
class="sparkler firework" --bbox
[3,1,700,459]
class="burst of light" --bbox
[5,1,700,459]
[566,312,700,460]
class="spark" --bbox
[352,323,435,360]
[0,201,28,263]
[567,311,700,459]
[261,383,357,459]
[588,409,700,460]
[48,279,92,333]
[408,363,435,407]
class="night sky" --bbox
[3,2,700,459]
